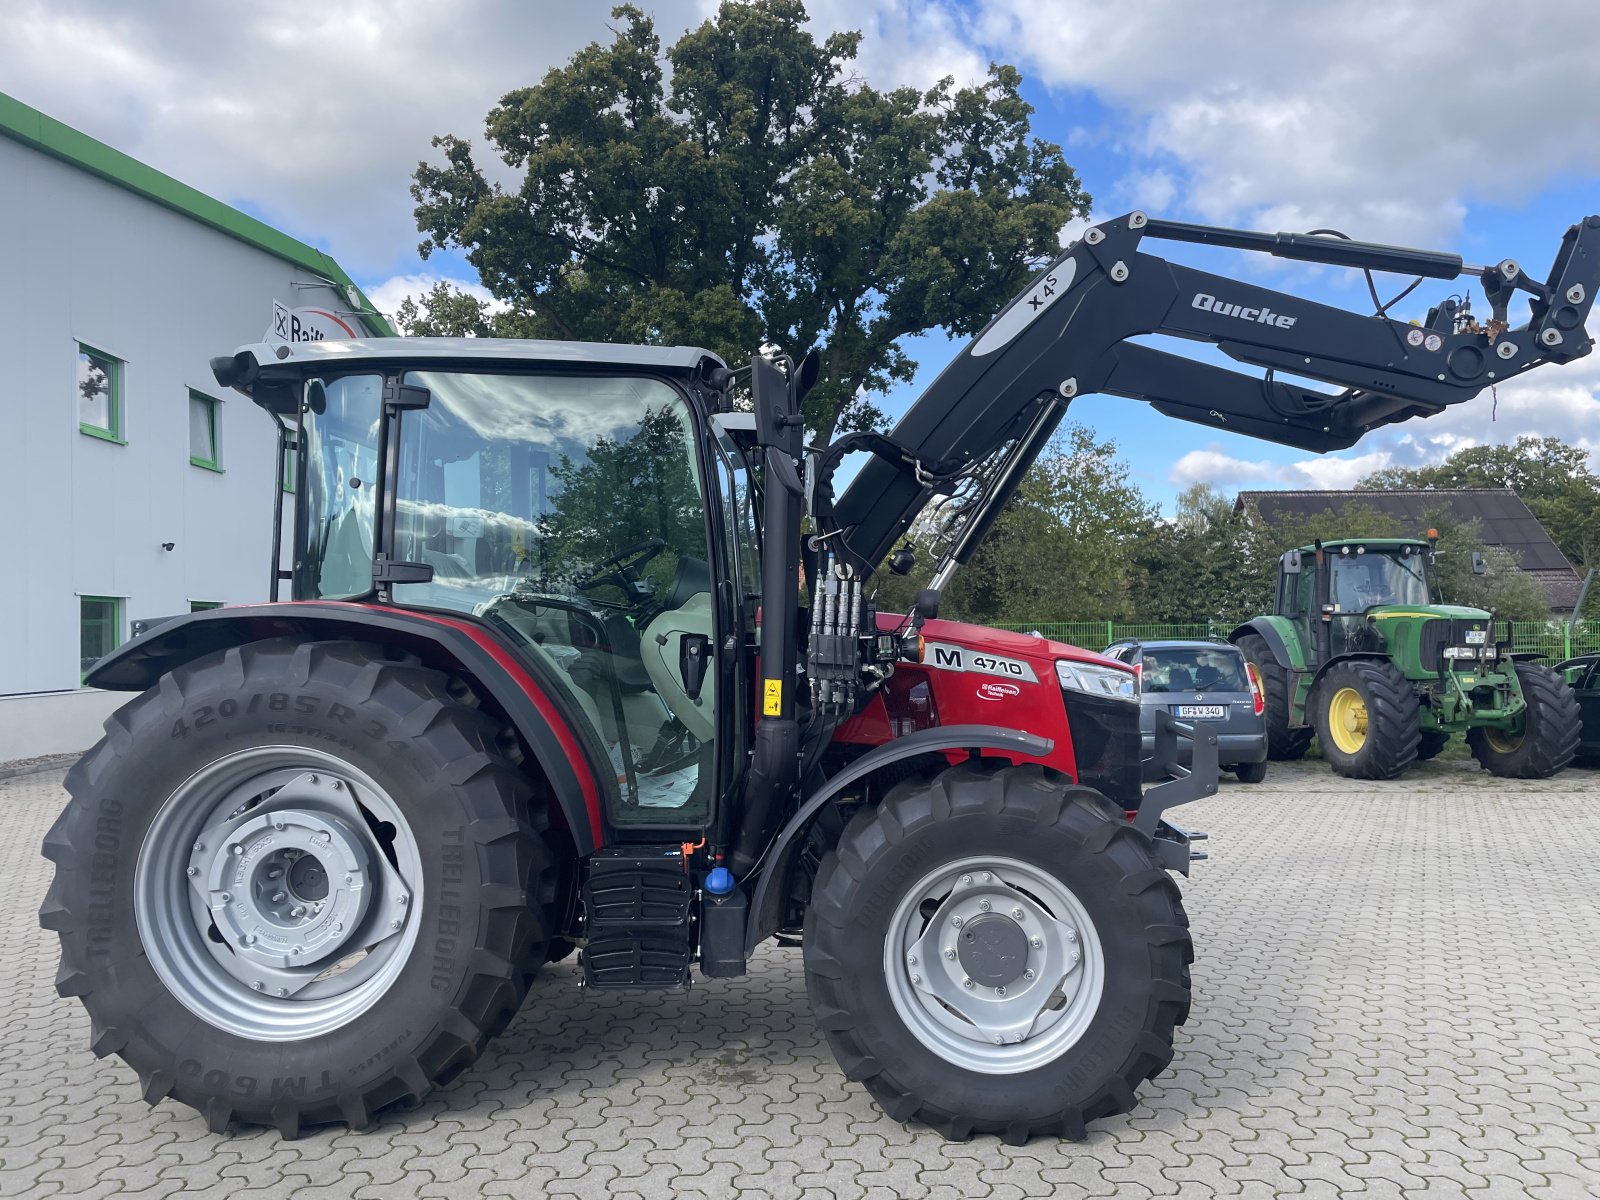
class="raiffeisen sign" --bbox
[269,300,361,343]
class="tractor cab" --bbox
[1277,538,1459,659]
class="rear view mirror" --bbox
[1282,550,1302,575]
[1471,551,1487,575]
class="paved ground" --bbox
[4,758,1599,1199]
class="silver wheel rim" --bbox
[134,746,424,1041]
[883,855,1105,1074]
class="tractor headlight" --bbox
[1444,645,1496,660]
[1057,660,1139,703]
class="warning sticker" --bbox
[763,679,783,716]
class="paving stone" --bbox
[4,759,1600,1198]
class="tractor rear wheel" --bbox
[39,639,555,1136]
[1466,663,1581,778]
[1236,634,1311,760]
[1311,659,1420,780]
[803,761,1190,1143]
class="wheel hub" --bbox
[957,913,1029,987]
[193,807,374,970]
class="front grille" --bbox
[1062,690,1142,807]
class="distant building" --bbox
[1234,488,1584,613]
[0,92,392,758]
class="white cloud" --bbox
[363,273,505,329]
[1170,446,1395,492]
[974,0,1600,245]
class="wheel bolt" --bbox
[331,780,343,791]
[273,820,286,831]
[345,875,354,885]
[1024,969,1036,980]
[278,988,289,997]
[390,919,402,930]
[230,844,242,856]
[1030,937,1042,949]
[186,867,198,877]
[944,948,956,960]
[963,978,975,990]
[1065,929,1077,942]
[293,946,303,955]
[978,900,991,912]
[253,981,265,991]
[960,874,972,885]
[951,915,964,928]
[220,893,231,903]
[907,954,917,966]
[980,872,992,883]
[193,842,205,853]
[308,774,318,784]
[1011,907,1024,921]
[1070,950,1080,963]
[397,894,409,906]
[272,892,287,903]
[290,906,305,919]
[911,974,921,985]
[996,986,1007,997]
[994,1036,1004,1045]
[242,934,256,945]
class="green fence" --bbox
[993,619,1600,662]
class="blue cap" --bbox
[704,866,735,895]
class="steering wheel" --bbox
[576,538,667,592]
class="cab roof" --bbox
[1296,538,1431,553]
[222,337,725,374]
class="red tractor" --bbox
[42,212,1599,1140]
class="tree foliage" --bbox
[1357,435,1600,568]
[410,1,1089,441]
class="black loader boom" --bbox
[834,212,1600,575]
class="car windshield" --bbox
[1141,648,1248,694]
[1329,550,1430,612]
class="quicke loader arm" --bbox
[834,211,1600,574]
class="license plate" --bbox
[1464,629,1487,645]
[1176,704,1226,719]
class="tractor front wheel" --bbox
[1466,663,1581,778]
[1311,660,1420,780]
[39,639,555,1136]
[1236,634,1312,760]
[803,761,1190,1143]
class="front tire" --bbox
[803,761,1190,1143]
[1466,663,1581,778]
[1311,659,1420,780]
[1232,760,1268,784]
[39,639,555,1136]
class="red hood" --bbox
[878,613,1124,669]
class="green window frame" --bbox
[80,595,123,682]
[77,343,125,443]
[189,600,223,612]
[282,448,297,493]
[189,390,223,471]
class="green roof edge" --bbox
[0,90,396,337]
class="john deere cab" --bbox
[1233,537,1581,779]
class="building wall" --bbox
[0,135,364,752]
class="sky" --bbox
[6,0,1599,511]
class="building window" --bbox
[78,344,124,442]
[80,596,122,680]
[190,600,223,612]
[190,391,222,471]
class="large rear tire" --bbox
[803,761,1190,1143]
[1235,633,1311,761]
[1466,663,1581,779]
[1311,659,1420,780]
[39,639,555,1136]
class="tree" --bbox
[1357,435,1600,568]
[880,424,1155,624]
[411,1,1089,443]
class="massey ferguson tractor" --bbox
[41,211,1600,1142]
[1234,537,1582,780]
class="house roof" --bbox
[1235,487,1582,608]
[0,90,394,336]
[1235,488,1575,571]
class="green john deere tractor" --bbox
[1231,537,1581,780]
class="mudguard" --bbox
[83,601,608,853]
[743,725,1054,956]
[1229,617,1305,670]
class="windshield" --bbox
[1329,550,1431,611]
[1141,647,1248,693]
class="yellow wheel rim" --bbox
[1327,687,1369,754]
[1483,727,1522,754]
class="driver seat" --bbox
[594,610,654,692]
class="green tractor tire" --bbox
[1311,659,1420,781]
[1466,662,1582,779]
[1235,633,1312,761]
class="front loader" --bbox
[1233,537,1582,779]
[41,211,1600,1141]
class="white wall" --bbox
[0,135,360,750]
